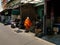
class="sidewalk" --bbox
[5,25,56,45]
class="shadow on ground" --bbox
[14,30,23,33]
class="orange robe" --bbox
[24,18,32,30]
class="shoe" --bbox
[25,31,29,33]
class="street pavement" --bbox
[0,23,55,45]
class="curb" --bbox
[34,37,56,45]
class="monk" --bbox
[24,17,32,32]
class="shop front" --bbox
[21,3,39,30]
[19,3,38,29]
[11,6,20,28]
[4,9,12,25]
[35,5,44,20]
[46,0,60,35]
[0,10,5,23]
[34,4,44,37]
[11,9,20,21]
